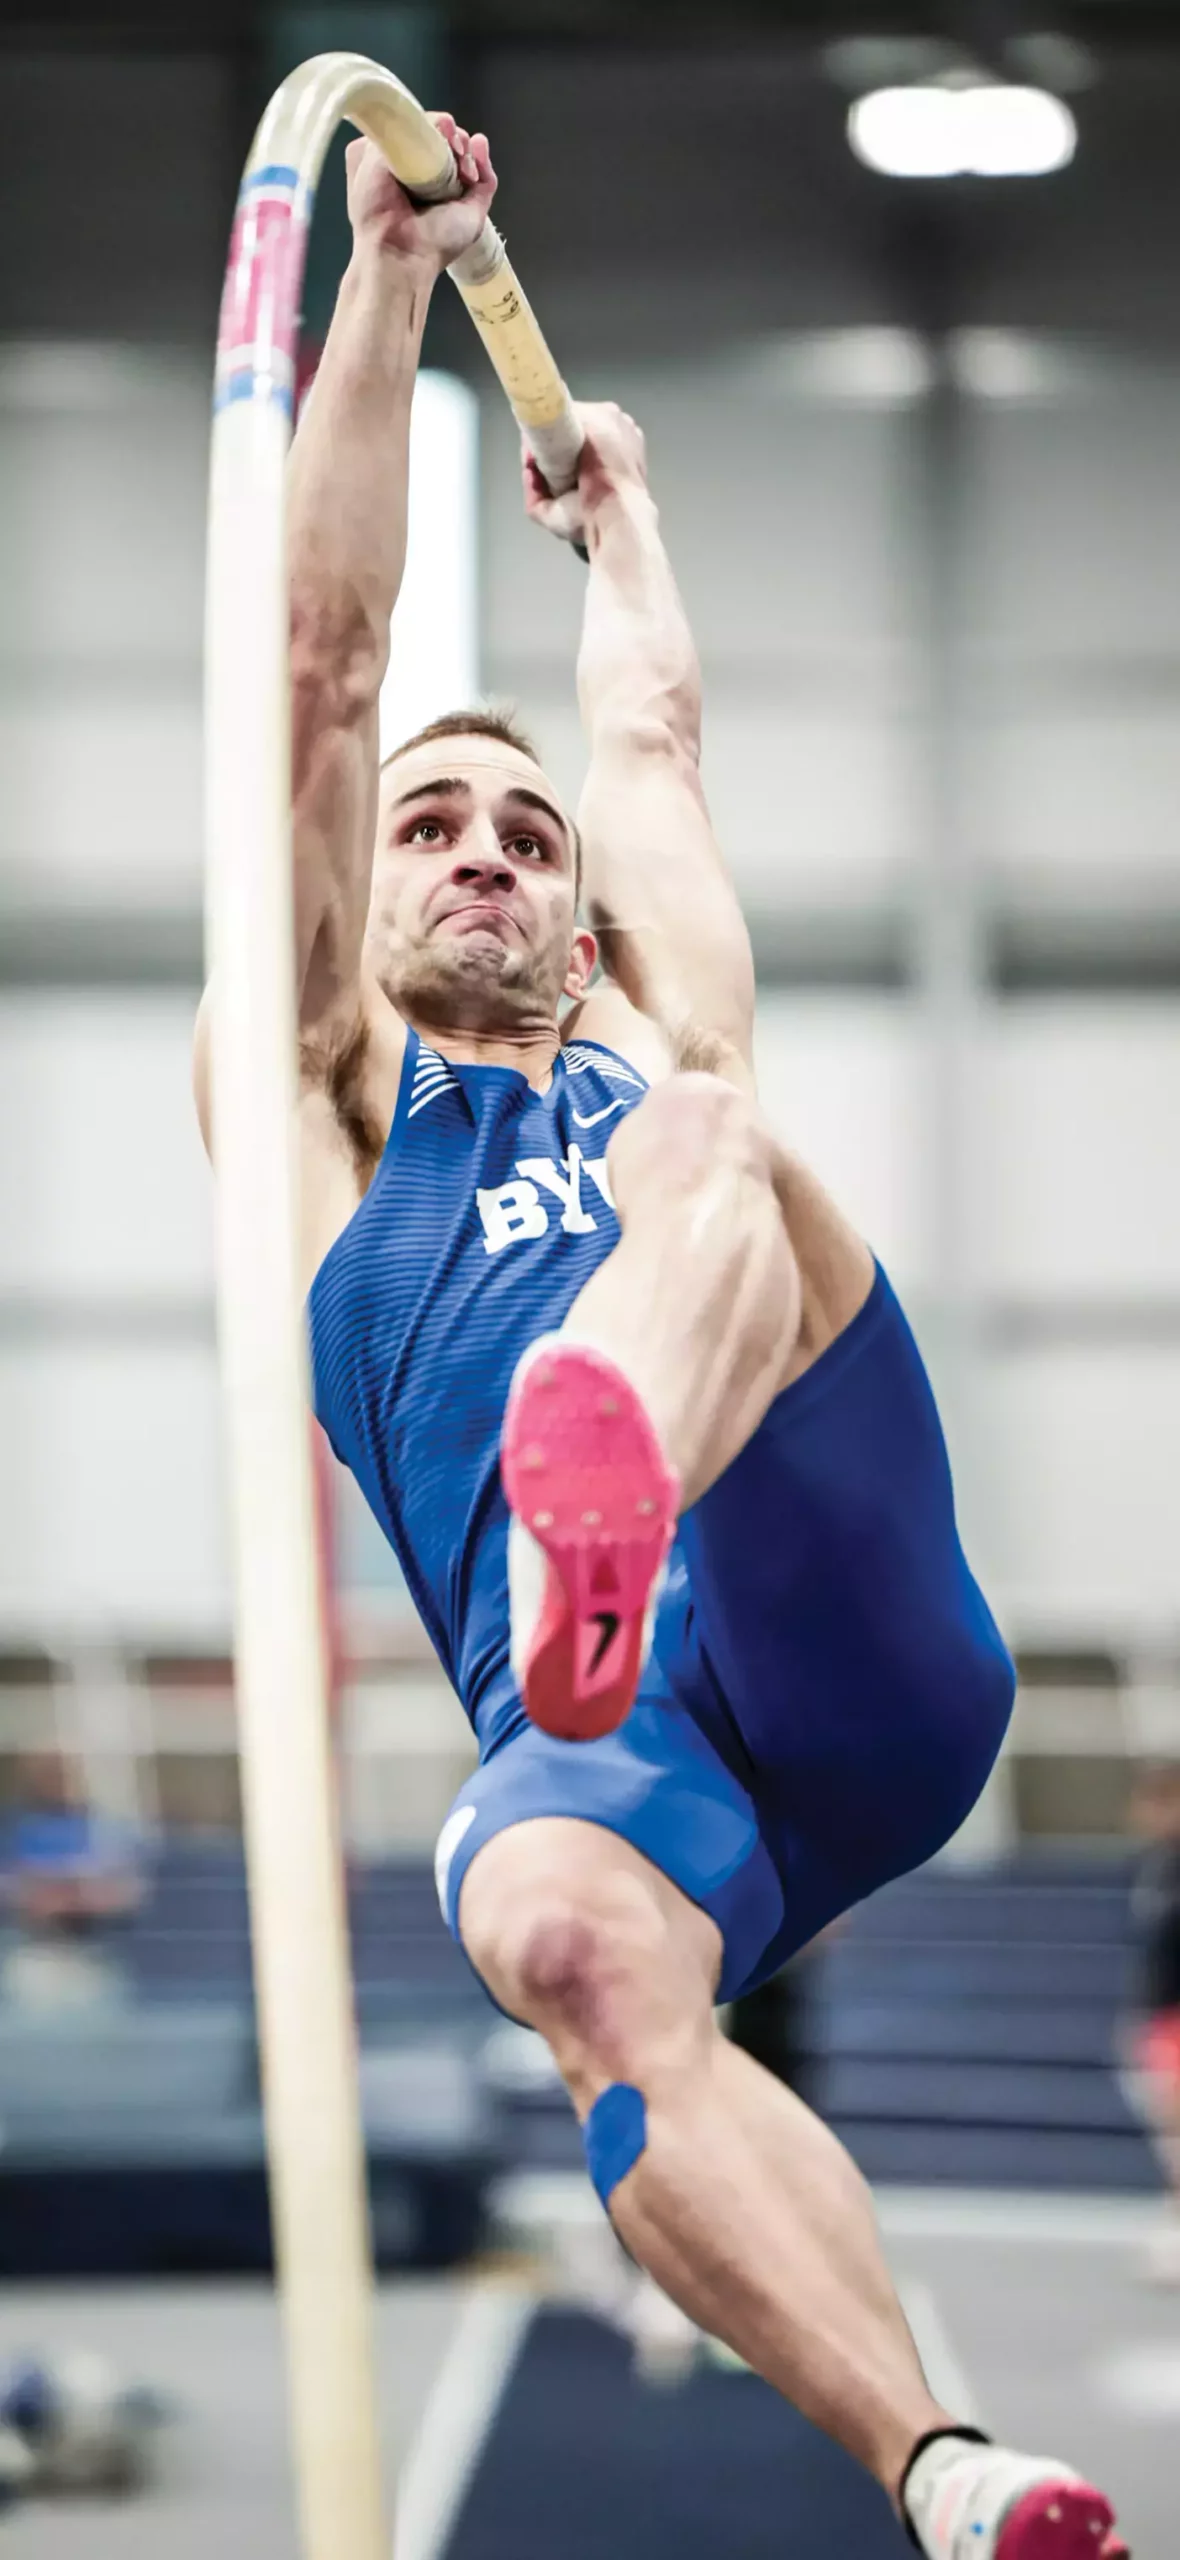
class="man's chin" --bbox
[384,938,535,1023]
[439,933,515,982]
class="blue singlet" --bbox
[310,1026,1015,2001]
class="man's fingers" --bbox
[429,110,490,191]
[525,482,587,544]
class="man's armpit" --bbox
[589,913,754,1085]
[669,1019,756,1093]
[299,1013,384,1182]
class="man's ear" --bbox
[563,927,598,1002]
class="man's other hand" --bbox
[345,116,497,274]
[523,401,651,548]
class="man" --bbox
[196,120,1127,2559]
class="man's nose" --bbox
[452,828,514,891]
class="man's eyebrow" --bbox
[500,785,568,837]
[390,776,471,810]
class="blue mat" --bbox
[446,2310,911,2560]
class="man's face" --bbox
[366,736,594,1031]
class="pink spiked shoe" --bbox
[501,1341,678,1741]
[995,2478,1127,2560]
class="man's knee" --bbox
[607,1072,773,1214]
[460,1831,716,2098]
[514,1899,657,2048]
[471,1879,671,2061]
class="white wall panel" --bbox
[0,346,207,909]
[0,994,211,1298]
[0,693,202,888]
[0,1341,227,1642]
[970,1003,1180,1300]
[977,1347,1180,1641]
[961,359,1180,656]
[751,999,1180,1309]
[702,702,919,893]
[970,704,1180,890]
[754,995,927,1284]
[0,348,208,672]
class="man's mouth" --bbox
[438,902,519,936]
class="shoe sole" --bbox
[997,2480,1128,2560]
[501,1344,678,1741]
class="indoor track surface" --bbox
[0,2194,1174,2560]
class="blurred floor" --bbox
[0,2198,1174,2558]
[0,2278,461,2560]
[879,2195,1179,2560]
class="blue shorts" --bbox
[434,1265,1016,2003]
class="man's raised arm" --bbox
[195,117,496,1134]
[527,405,756,1090]
[287,122,495,1048]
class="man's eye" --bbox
[510,834,543,860]
[409,820,444,844]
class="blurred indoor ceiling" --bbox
[4,2,1180,53]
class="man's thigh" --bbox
[770,1144,876,1384]
[666,1263,1016,1939]
[435,1685,785,2009]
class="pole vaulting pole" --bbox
[205,53,582,2560]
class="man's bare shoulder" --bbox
[562,984,673,1086]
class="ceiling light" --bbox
[848,84,1077,181]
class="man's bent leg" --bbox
[459,1815,954,2504]
[557,1073,818,1507]
[502,1074,843,1736]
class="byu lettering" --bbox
[477,1150,615,1256]
[515,1144,597,1235]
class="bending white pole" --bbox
[205,50,580,2560]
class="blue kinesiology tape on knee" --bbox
[583,2083,648,2209]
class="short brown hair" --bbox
[381,705,542,771]
[381,705,581,896]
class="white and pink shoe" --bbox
[501,1339,678,1741]
[905,2437,1128,2560]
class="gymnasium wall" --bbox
[0,38,1178,1673]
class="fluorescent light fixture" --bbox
[964,85,1078,177]
[379,369,479,754]
[848,84,1077,181]
[950,329,1074,403]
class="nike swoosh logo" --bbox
[588,1611,620,1675]
[572,1101,625,1129]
